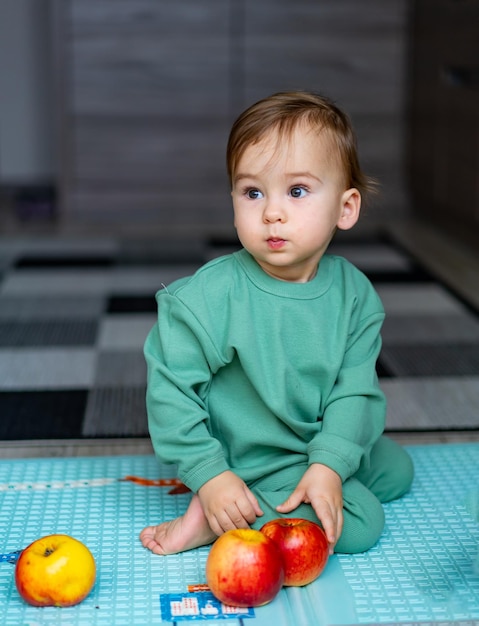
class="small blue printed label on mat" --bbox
[160,592,255,621]
[0,551,21,564]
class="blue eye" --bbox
[246,188,263,200]
[290,186,307,198]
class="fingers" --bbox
[310,496,343,554]
[199,474,264,535]
[276,490,304,513]
[209,495,260,534]
[276,487,343,554]
[246,488,264,517]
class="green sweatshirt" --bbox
[144,249,386,494]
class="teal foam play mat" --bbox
[1,443,478,625]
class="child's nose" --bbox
[263,200,286,223]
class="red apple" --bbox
[205,528,285,607]
[15,534,96,607]
[260,518,329,586]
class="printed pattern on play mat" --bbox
[0,237,479,438]
[0,443,478,625]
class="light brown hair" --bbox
[227,91,376,198]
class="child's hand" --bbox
[276,463,343,554]
[198,471,264,536]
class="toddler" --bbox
[140,91,414,556]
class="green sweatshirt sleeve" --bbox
[144,291,231,492]
[307,304,386,482]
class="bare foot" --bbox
[140,494,217,555]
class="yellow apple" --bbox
[15,534,96,607]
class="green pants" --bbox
[249,436,414,554]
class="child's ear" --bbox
[337,188,361,231]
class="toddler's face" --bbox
[231,123,360,282]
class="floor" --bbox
[1,213,479,625]
[2,442,479,624]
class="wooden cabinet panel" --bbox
[69,0,230,118]
[67,190,233,232]
[57,0,232,232]
[408,0,479,239]
[242,0,409,214]
[73,119,228,189]
[71,37,230,118]
[54,0,410,234]
[69,0,228,33]
[243,0,406,116]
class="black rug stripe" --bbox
[0,390,87,439]
[107,295,158,314]
[14,256,115,268]
[380,344,479,377]
[83,387,149,437]
[366,266,435,284]
[14,245,206,269]
[376,357,394,378]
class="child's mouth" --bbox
[267,238,286,250]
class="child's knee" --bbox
[362,436,415,503]
[336,479,385,554]
[391,446,414,499]
[335,518,384,554]
[377,442,414,502]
